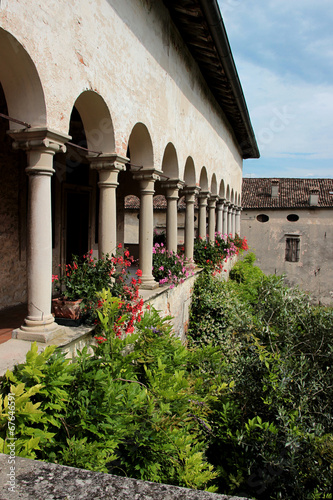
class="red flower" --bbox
[95,336,107,344]
[136,269,142,277]
[118,243,122,249]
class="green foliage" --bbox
[1,252,332,498]
[0,307,220,492]
[0,381,53,458]
[188,257,333,499]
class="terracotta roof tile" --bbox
[125,194,187,210]
[242,178,333,209]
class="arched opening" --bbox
[0,29,46,314]
[219,179,225,199]
[119,123,154,260]
[211,174,217,195]
[0,28,46,127]
[53,91,115,266]
[183,157,196,187]
[0,82,28,310]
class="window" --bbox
[285,237,300,262]
[287,214,299,222]
[257,214,269,223]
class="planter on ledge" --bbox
[52,298,84,327]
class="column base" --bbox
[12,320,65,343]
[140,278,159,290]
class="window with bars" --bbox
[285,237,300,262]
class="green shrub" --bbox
[188,262,333,499]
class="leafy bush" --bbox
[188,260,333,499]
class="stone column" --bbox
[235,206,241,236]
[222,202,229,236]
[162,180,185,254]
[232,206,237,238]
[183,186,199,260]
[89,154,127,257]
[227,203,233,236]
[208,195,218,244]
[133,168,161,289]
[198,191,210,240]
[216,198,224,235]
[8,128,69,342]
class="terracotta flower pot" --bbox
[52,298,83,321]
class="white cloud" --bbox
[218,0,333,176]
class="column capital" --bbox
[89,153,128,172]
[198,190,210,199]
[198,190,210,208]
[132,167,162,182]
[208,194,219,208]
[183,185,200,203]
[8,128,70,177]
[161,178,185,191]
[162,179,185,200]
[8,127,70,154]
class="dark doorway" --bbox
[65,189,90,263]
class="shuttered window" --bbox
[285,237,300,262]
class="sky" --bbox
[218,0,333,178]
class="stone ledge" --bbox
[0,454,250,500]
[0,325,95,376]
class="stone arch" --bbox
[183,157,196,186]
[226,184,230,201]
[211,173,218,195]
[219,179,225,198]
[199,167,209,191]
[127,122,154,167]
[72,90,115,152]
[161,143,179,180]
[0,28,46,128]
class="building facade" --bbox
[0,0,258,341]
[241,178,333,305]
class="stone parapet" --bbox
[0,453,250,500]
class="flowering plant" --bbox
[152,242,195,288]
[52,245,136,318]
[193,233,248,274]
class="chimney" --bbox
[271,180,279,198]
[309,187,320,206]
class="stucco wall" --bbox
[0,0,243,188]
[0,0,244,309]
[241,208,333,305]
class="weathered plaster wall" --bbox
[142,271,200,343]
[241,208,333,305]
[0,0,243,188]
[0,0,244,309]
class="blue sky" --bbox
[218,0,333,178]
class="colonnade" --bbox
[9,127,242,342]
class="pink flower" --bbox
[159,266,164,271]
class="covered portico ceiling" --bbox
[163,0,260,160]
